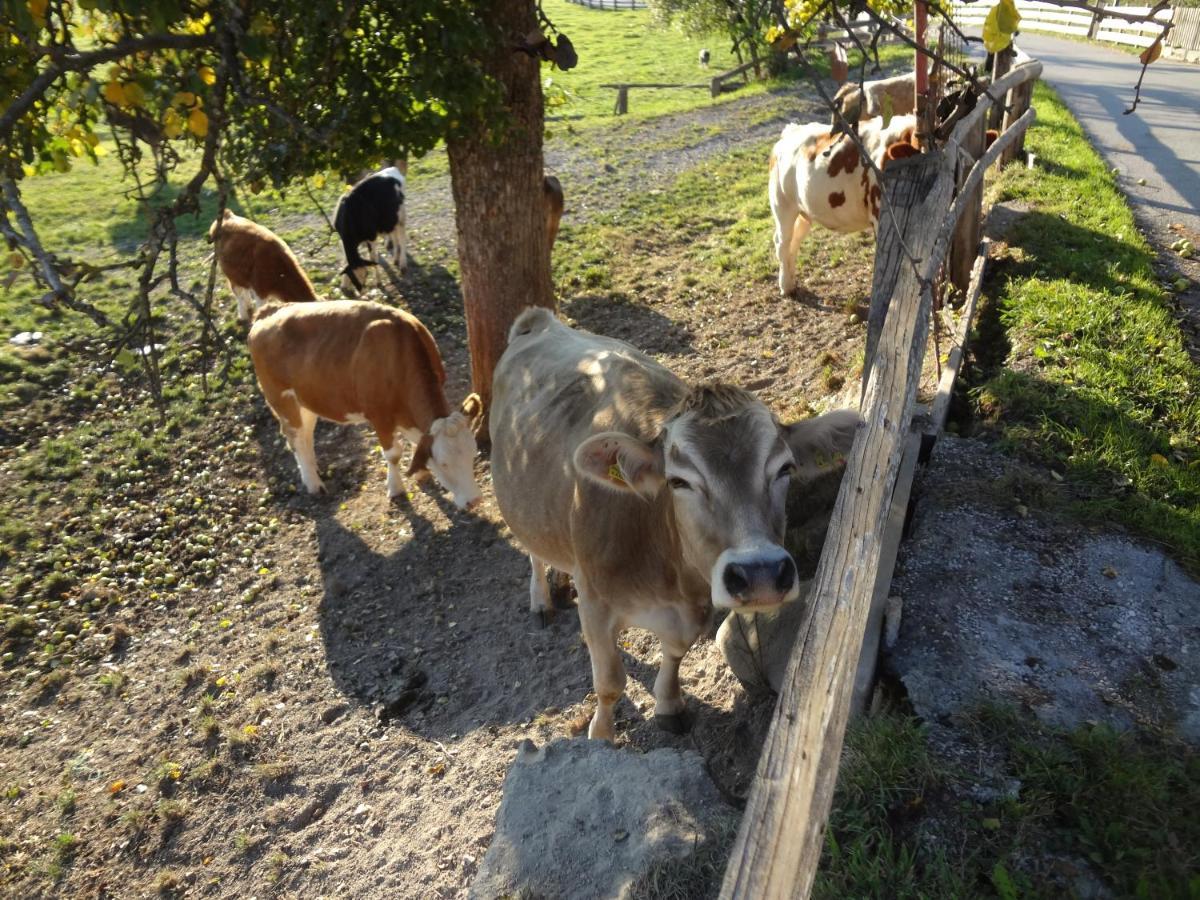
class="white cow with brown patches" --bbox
[769,114,919,296]
[490,308,861,741]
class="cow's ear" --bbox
[574,432,664,499]
[782,409,862,483]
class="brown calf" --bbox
[208,209,319,322]
[248,300,482,510]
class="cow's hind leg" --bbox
[390,212,408,273]
[528,554,553,624]
[289,406,323,495]
[774,206,811,297]
[577,589,625,742]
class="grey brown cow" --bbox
[490,308,860,740]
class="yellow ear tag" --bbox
[607,463,626,485]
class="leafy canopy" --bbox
[3,0,510,186]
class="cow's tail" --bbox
[508,306,557,343]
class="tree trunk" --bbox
[446,0,554,439]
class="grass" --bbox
[815,707,1200,898]
[972,82,1200,572]
[540,0,744,121]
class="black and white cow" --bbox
[334,165,407,295]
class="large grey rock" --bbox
[471,738,736,900]
[716,586,811,694]
[887,436,1200,741]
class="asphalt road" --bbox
[1010,32,1200,244]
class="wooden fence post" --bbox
[720,148,957,900]
[614,85,628,115]
[988,47,1014,131]
[1000,81,1033,167]
[948,112,987,297]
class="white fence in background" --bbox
[950,1,1177,49]
[565,0,648,9]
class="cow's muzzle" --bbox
[711,543,799,610]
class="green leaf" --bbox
[991,862,1019,900]
[983,0,1022,53]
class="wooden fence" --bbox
[565,0,647,8]
[950,0,1183,50]
[718,57,1044,899]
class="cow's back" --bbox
[490,309,685,572]
[773,115,916,233]
[249,301,442,426]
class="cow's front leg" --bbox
[577,591,625,742]
[652,625,700,734]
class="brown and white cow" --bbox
[544,174,565,253]
[490,308,861,740]
[769,114,918,296]
[248,300,483,510]
[207,209,320,322]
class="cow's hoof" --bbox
[533,607,555,629]
[654,709,692,735]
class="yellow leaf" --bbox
[1150,453,1169,467]
[173,91,197,108]
[162,107,183,139]
[84,131,99,148]
[198,65,216,85]
[102,80,124,106]
[242,724,258,737]
[22,164,36,177]
[188,108,209,138]
[121,82,145,108]
[311,173,326,189]
[983,0,1021,53]
[109,779,126,794]
[1140,39,1162,66]
[29,0,47,26]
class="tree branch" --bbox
[0,177,111,327]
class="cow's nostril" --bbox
[774,556,796,592]
[723,563,750,598]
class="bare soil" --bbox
[0,81,948,898]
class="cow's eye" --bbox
[776,462,797,480]
[667,476,692,491]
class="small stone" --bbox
[320,703,348,725]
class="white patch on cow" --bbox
[426,413,482,510]
[377,166,406,188]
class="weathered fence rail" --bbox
[719,57,1043,900]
